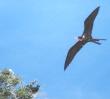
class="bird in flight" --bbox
[64,6,106,71]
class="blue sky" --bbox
[0,0,110,99]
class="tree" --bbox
[0,68,40,99]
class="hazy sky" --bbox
[0,0,110,99]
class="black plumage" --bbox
[64,6,106,70]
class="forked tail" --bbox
[91,38,106,45]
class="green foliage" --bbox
[0,68,40,99]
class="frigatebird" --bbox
[64,6,106,71]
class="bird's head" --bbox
[78,35,85,41]
[78,36,82,39]
[78,36,83,41]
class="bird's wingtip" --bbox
[64,63,69,71]
[97,6,100,10]
[64,67,67,71]
[94,6,100,13]
[64,65,67,71]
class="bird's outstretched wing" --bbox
[64,41,86,70]
[82,6,100,36]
